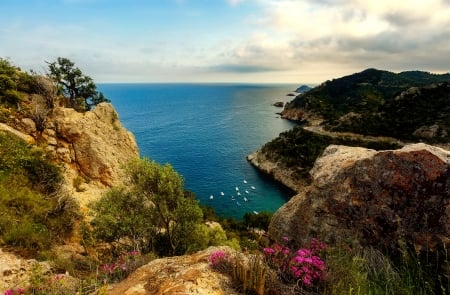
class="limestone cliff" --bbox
[268,143,450,253]
[45,103,138,182]
[40,102,139,204]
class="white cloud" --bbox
[2,0,450,83]
[227,0,246,6]
[214,0,450,81]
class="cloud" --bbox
[217,0,450,80]
[226,0,246,6]
[2,0,450,83]
[209,63,278,73]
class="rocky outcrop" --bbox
[106,247,238,295]
[43,103,139,188]
[269,143,450,253]
[0,248,52,291]
[247,151,307,193]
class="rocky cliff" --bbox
[268,143,450,254]
[42,102,139,204]
[1,102,139,205]
[247,151,308,193]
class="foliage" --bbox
[0,131,63,195]
[244,211,273,231]
[88,186,157,252]
[232,252,268,295]
[0,132,79,254]
[0,58,41,107]
[209,239,327,294]
[89,157,206,256]
[47,57,109,112]
[285,68,450,143]
[99,250,150,284]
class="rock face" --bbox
[269,143,450,253]
[247,151,306,193]
[106,247,238,295]
[43,103,139,187]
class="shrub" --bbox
[0,132,79,254]
[89,158,207,256]
[263,238,327,287]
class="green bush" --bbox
[0,132,79,254]
[0,74,16,93]
[89,158,207,256]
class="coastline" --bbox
[246,149,310,195]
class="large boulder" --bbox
[43,103,139,187]
[105,247,238,295]
[269,143,450,253]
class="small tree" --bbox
[47,57,109,111]
[89,158,206,256]
[89,187,158,252]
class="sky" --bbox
[1,0,450,84]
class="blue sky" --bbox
[1,0,450,83]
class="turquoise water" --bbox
[98,83,297,219]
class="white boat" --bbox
[237,192,241,196]
[231,196,235,200]
[243,180,247,183]
[209,195,214,200]
[253,211,259,215]
[245,190,249,194]
[235,186,239,191]
[243,197,248,202]
[236,202,241,207]
[251,186,256,190]
[220,192,224,196]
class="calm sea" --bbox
[98,83,297,219]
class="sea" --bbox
[98,83,298,219]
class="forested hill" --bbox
[282,68,450,143]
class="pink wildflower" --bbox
[263,247,275,254]
[209,250,228,267]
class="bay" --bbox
[98,83,297,219]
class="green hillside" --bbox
[284,68,450,142]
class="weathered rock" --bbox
[20,118,37,134]
[47,103,139,186]
[0,248,51,291]
[0,123,35,144]
[106,247,238,295]
[269,143,450,253]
